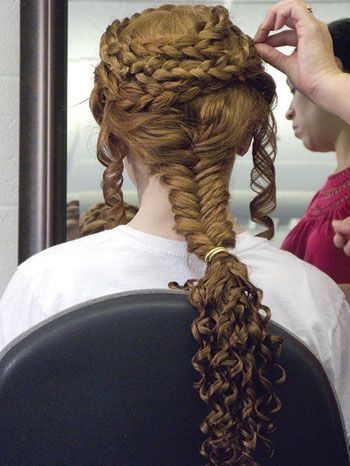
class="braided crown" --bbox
[96,6,263,112]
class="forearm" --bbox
[314,73,350,125]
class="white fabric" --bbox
[1,225,350,438]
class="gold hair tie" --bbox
[205,246,229,264]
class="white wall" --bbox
[0,0,19,295]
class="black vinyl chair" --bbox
[0,289,349,466]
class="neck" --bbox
[335,125,350,173]
[127,176,243,241]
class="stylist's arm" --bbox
[254,0,350,126]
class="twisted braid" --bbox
[93,106,128,228]
[90,5,285,464]
[250,118,277,240]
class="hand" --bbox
[253,0,342,103]
[333,218,350,257]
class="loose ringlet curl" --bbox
[90,4,285,465]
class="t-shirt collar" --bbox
[114,224,267,257]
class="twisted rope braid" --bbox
[248,92,277,240]
[90,5,285,464]
[94,115,128,228]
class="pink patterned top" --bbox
[281,166,350,283]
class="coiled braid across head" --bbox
[90,5,285,465]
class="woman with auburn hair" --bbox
[0,4,349,464]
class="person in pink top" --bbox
[278,18,350,283]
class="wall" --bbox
[0,0,19,295]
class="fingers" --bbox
[334,232,350,258]
[333,232,346,249]
[254,0,317,43]
[254,11,277,43]
[332,218,350,236]
[263,29,297,47]
[344,241,350,258]
[332,219,350,257]
[254,43,291,74]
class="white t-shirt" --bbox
[1,225,349,438]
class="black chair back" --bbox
[0,290,349,465]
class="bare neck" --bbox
[127,176,243,241]
[335,125,350,173]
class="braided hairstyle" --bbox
[90,5,285,465]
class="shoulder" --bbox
[244,238,348,361]
[0,228,131,346]
[242,236,346,326]
[17,228,130,314]
[19,225,135,272]
[254,238,342,296]
[20,230,113,277]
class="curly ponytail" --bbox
[90,5,285,464]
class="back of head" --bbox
[90,5,284,464]
[328,18,350,72]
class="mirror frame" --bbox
[19,0,68,263]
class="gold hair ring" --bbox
[205,246,229,264]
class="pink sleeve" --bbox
[304,215,350,284]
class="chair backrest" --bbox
[0,290,349,465]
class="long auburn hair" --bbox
[90,5,285,465]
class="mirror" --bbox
[19,1,349,260]
[67,0,348,247]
